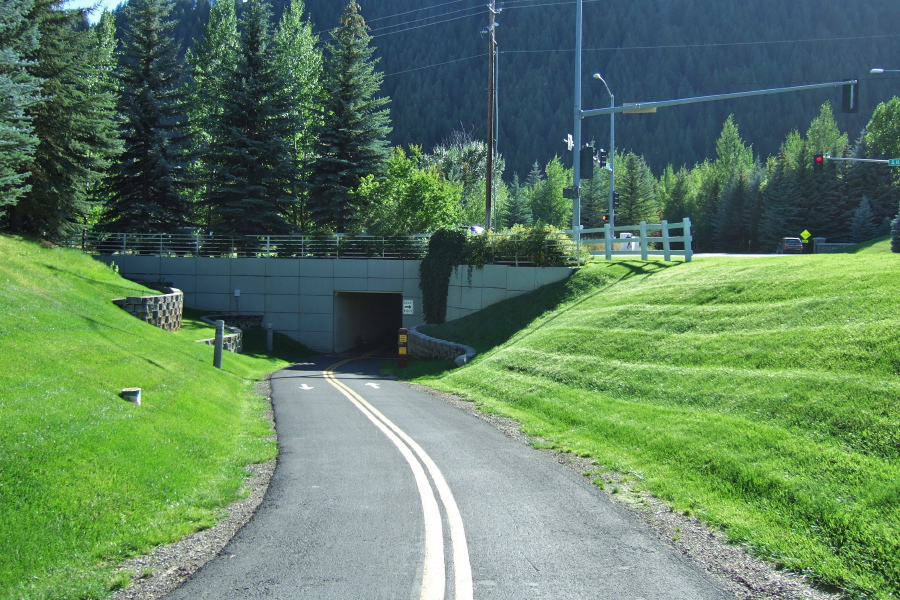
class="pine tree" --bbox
[0,0,41,215]
[203,0,299,235]
[306,0,390,233]
[100,0,191,232]
[714,171,758,252]
[185,0,239,217]
[501,173,531,227]
[10,0,122,239]
[529,156,570,228]
[850,197,881,243]
[615,152,658,227]
[275,0,321,231]
[759,150,804,249]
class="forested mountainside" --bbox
[128,0,900,178]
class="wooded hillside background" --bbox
[158,0,900,178]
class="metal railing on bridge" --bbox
[66,232,431,259]
[65,229,586,266]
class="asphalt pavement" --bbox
[163,355,732,600]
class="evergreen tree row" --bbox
[1,0,898,253]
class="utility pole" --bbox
[571,0,583,240]
[485,1,500,230]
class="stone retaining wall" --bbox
[196,315,253,354]
[196,330,243,353]
[201,314,264,330]
[409,325,476,364]
[112,287,183,332]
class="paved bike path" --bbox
[164,355,731,599]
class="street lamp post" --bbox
[593,73,615,228]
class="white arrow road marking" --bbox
[365,383,381,389]
[299,384,314,390]
[324,358,472,600]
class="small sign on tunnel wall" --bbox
[403,299,414,315]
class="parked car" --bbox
[776,237,804,254]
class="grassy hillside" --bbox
[414,240,900,599]
[0,235,309,599]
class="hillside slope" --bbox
[418,241,900,598]
[0,236,297,599]
[296,0,900,176]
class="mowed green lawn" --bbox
[415,240,900,599]
[0,235,309,599]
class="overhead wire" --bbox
[316,0,899,79]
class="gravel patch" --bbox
[110,378,843,600]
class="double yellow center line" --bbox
[323,357,473,600]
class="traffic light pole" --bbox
[573,0,855,240]
[822,156,893,164]
[581,79,858,119]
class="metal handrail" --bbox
[64,230,584,265]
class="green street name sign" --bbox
[889,159,900,167]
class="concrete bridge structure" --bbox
[99,255,572,353]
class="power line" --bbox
[383,53,486,78]
[502,32,900,54]
[370,8,483,37]
[366,0,477,24]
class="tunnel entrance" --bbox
[333,292,403,354]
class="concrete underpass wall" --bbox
[445,264,573,321]
[98,255,572,353]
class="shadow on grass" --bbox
[239,328,316,364]
[396,259,680,380]
[835,235,891,254]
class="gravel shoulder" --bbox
[110,378,843,600]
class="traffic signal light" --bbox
[842,81,858,114]
[813,154,824,171]
[601,214,609,223]
[598,148,608,167]
[612,191,620,209]
[580,145,594,178]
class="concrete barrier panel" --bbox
[231,275,265,295]
[235,293,265,313]
[196,257,231,276]
[403,260,422,280]
[298,312,333,333]
[535,266,572,287]
[367,278,404,293]
[298,277,336,296]
[265,276,299,295]
[265,259,301,277]
[481,286,507,307]
[296,294,332,314]
[164,273,197,295]
[333,260,368,278]
[458,285,483,311]
[297,259,335,277]
[507,267,537,292]
[333,277,368,292]
[230,258,267,276]
[161,257,197,275]
[265,294,300,313]
[368,260,404,279]
[196,275,231,295]
[194,292,231,313]
[267,312,300,335]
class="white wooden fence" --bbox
[568,218,693,262]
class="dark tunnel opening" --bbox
[333,292,403,354]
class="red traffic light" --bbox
[814,154,824,170]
